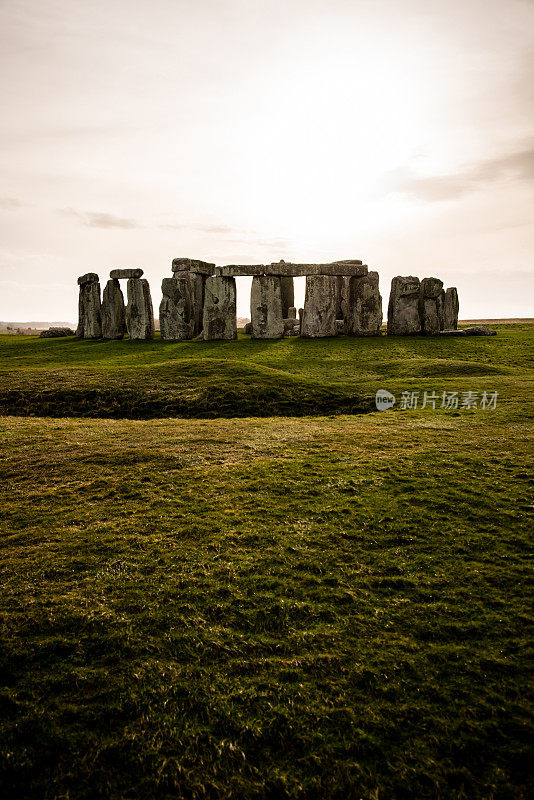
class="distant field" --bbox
[0,325,533,799]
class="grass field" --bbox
[0,326,533,799]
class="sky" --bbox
[1,0,533,321]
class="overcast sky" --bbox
[1,0,533,320]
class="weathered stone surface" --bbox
[77,281,102,338]
[283,318,300,336]
[463,326,497,336]
[280,276,294,317]
[298,308,304,320]
[301,276,337,337]
[264,260,367,277]
[334,276,346,320]
[109,268,144,280]
[102,279,126,339]
[343,271,382,336]
[287,307,297,319]
[159,277,195,340]
[40,327,74,338]
[172,258,215,276]
[443,287,459,330]
[419,277,444,335]
[215,264,265,277]
[172,270,205,336]
[126,278,154,340]
[440,329,467,336]
[387,276,421,336]
[335,319,344,334]
[243,321,252,335]
[202,276,237,340]
[250,276,284,339]
[77,272,99,286]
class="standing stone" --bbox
[280,276,294,318]
[77,277,102,339]
[387,276,421,335]
[419,277,444,335]
[202,276,237,340]
[250,276,284,339]
[159,277,195,340]
[334,276,346,320]
[301,275,337,337]
[443,287,459,330]
[126,278,154,340]
[172,270,205,336]
[343,271,382,335]
[102,279,126,339]
[287,307,297,319]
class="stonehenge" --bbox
[126,278,154,340]
[250,276,284,339]
[202,276,237,340]
[301,276,337,337]
[159,276,195,340]
[387,276,421,336]
[342,271,382,336]
[76,273,102,339]
[77,257,466,342]
[102,279,126,339]
[443,287,459,330]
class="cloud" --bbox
[160,222,236,234]
[61,208,142,229]
[0,197,24,210]
[387,142,534,202]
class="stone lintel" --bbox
[77,272,99,285]
[171,258,215,275]
[214,260,367,277]
[110,268,144,279]
[215,265,266,277]
[264,261,367,277]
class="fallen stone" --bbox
[202,276,237,340]
[77,273,99,286]
[250,276,284,339]
[159,277,195,340]
[102,279,126,339]
[77,280,102,338]
[463,326,497,336]
[387,276,421,335]
[443,287,459,330]
[109,268,144,280]
[287,306,297,319]
[343,271,382,335]
[39,327,74,338]
[264,260,367,277]
[419,277,444,335]
[301,275,337,337]
[439,329,467,336]
[126,278,154,340]
[283,318,300,335]
[172,258,215,276]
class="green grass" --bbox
[0,324,532,417]
[0,327,533,798]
